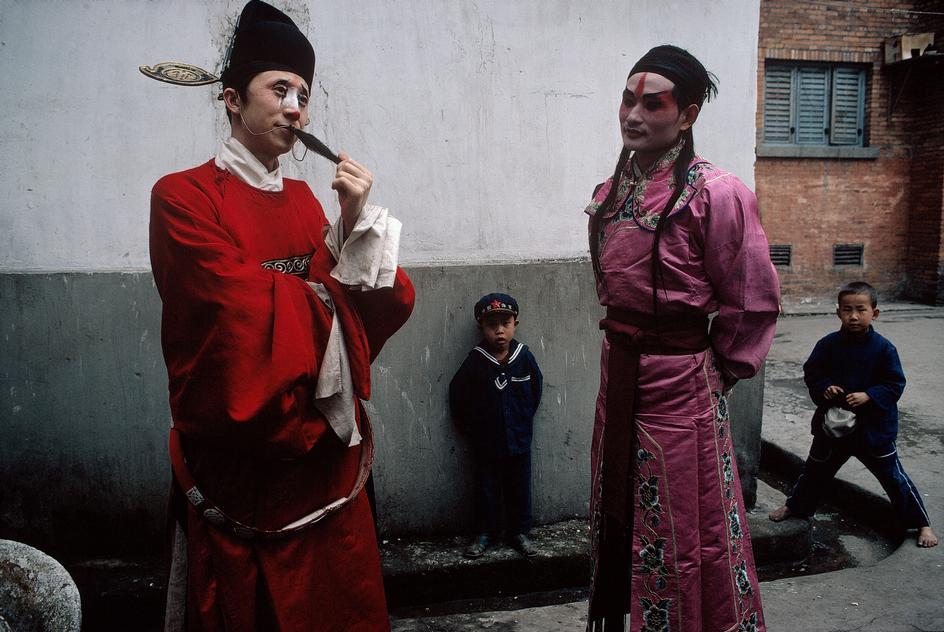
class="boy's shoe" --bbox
[463,534,489,559]
[510,533,538,558]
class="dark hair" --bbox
[631,45,718,114]
[838,281,878,308]
[589,45,718,288]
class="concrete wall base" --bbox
[0,263,764,551]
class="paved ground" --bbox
[392,305,944,631]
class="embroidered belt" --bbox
[168,413,374,541]
[589,308,709,630]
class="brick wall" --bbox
[904,4,944,303]
[756,0,943,305]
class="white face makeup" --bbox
[226,71,312,169]
[280,86,301,111]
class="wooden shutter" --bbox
[763,65,794,143]
[796,66,829,145]
[830,67,864,146]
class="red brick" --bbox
[757,0,944,304]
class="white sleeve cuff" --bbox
[326,204,401,290]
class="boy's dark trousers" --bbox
[786,433,931,529]
[474,452,532,537]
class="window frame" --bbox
[758,61,877,159]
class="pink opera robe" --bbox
[585,147,780,632]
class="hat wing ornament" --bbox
[139,62,219,86]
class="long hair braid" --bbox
[650,127,696,327]
[589,147,631,283]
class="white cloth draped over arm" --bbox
[307,281,362,447]
[325,204,401,290]
[310,204,401,446]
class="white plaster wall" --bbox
[0,0,759,271]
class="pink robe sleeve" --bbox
[701,178,781,384]
[150,173,334,456]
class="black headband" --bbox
[629,45,715,108]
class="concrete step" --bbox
[748,479,814,568]
[381,479,810,609]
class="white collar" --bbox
[214,136,283,192]
[473,341,524,366]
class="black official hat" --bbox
[220,0,315,90]
[139,0,314,90]
[474,293,519,322]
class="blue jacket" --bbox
[803,326,905,449]
[449,340,543,458]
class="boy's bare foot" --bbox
[768,505,792,522]
[917,526,939,548]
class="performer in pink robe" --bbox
[584,45,780,632]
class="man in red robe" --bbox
[149,3,414,630]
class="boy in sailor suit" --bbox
[449,293,544,559]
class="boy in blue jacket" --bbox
[770,282,938,547]
[450,293,544,558]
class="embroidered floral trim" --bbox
[639,476,664,515]
[261,253,312,278]
[636,446,675,628]
[712,389,762,630]
[584,139,684,223]
[639,535,669,581]
[733,560,753,598]
[620,140,685,229]
[588,453,604,609]
[722,452,734,485]
[640,597,672,632]
[739,612,760,632]
[728,503,743,541]
[586,140,712,254]
[716,391,729,424]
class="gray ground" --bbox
[392,305,944,632]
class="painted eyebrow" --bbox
[272,78,310,96]
[623,89,672,99]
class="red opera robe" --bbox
[150,160,414,631]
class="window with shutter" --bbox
[762,62,867,149]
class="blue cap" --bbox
[474,293,519,321]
